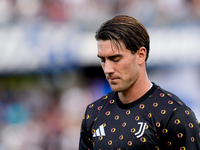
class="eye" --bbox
[112,58,120,62]
[100,58,105,63]
[113,59,120,62]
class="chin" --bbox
[111,89,120,92]
[110,86,122,92]
[110,84,130,92]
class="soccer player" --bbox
[79,15,200,150]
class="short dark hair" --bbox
[95,15,150,61]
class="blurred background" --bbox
[0,0,199,149]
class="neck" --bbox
[118,72,151,104]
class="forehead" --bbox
[97,40,127,56]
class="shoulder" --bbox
[82,92,116,128]
[84,92,116,116]
[87,92,115,108]
[148,83,193,124]
[152,83,187,108]
[151,84,200,148]
[152,83,199,130]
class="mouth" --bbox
[106,74,120,82]
[109,78,119,81]
[107,77,120,83]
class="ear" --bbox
[136,47,147,65]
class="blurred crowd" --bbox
[0,0,200,26]
[0,0,200,150]
[0,71,110,150]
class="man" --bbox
[79,15,200,150]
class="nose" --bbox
[103,61,114,74]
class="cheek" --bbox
[121,55,138,73]
[122,62,139,78]
[123,64,131,74]
[123,62,136,72]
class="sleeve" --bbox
[159,106,200,150]
[79,107,94,150]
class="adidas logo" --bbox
[93,124,106,137]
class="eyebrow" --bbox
[97,54,122,59]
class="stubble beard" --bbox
[109,77,135,93]
[109,80,127,92]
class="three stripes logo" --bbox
[135,122,147,138]
[93,124,106,137]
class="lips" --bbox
[106,75,120,82]
[109,78,119,81]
